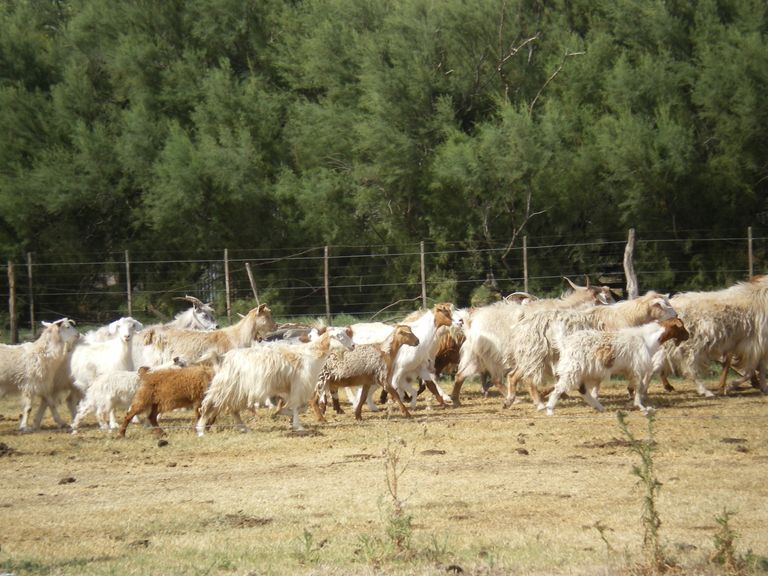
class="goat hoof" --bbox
[545,408,554,416]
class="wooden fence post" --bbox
[245,262,260,305]
[27,252,35,339]
[420,241,427,309]
[523,235,529,293]
[324,246,331,324]
[125,250,132,317]
[623,228,639,299]
[224,249,231,323]
[748,226,754,279]
[8,260,17,343]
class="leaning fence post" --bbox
[27,252,35,339]
[245,262,260,306]
[523,235,529,293]
[623,228,638,299]
[224,249,231,323]
[324,246,331,324]
[8,260,17,343]
[125,250,132,317]
[420,241,427,309]
[748,226,754,279]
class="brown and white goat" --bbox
[316,324,419,421]
[546,318,689,416]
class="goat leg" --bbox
[422,380,446,408]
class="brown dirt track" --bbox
[0,377,767,575]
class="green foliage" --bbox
[710,509,747,576]
[0,0,766,313]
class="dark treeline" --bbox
[1,0,766,318]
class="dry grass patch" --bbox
[0,377,767,575]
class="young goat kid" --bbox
[546,318,689,416]
[119,354,220,437]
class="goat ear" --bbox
[345,326,354,338]
[299,334,310,343]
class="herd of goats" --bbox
[0,275,766,437]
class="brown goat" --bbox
[118,358,219,437]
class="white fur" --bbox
[196,327,354,433]
[0,319,80,431]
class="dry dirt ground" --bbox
[0,377,767,576]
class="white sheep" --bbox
[196,326,354,434]
[0,318,80,431]
[546,318,690,415]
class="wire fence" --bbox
[1,228,765,339]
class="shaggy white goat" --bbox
[658,276,768,396]
[509,291,677,409]
[0,319,80,431]
[450,280,616,406]
[196,327,354,433]
[346,303,456,412]
[546,318,690,415]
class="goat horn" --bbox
[174,295,204,307]
[563,277,580,290]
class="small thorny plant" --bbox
[710,509,746,575]
[293,527,324,565]
[617,411,671,574]
[382,436,414,557]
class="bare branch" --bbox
[529,50,585,115]
[501,188,546,261]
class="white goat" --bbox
[0,319,80,431]
[509,291,677,408]
[546,318,690,415]
[65,317,143,427]
[347,303,456,412]
[450,280,616,406]
[70,357,184,433]
[658,276,768,396]
[196,327,354,433]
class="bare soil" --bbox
[0,377,767,575]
